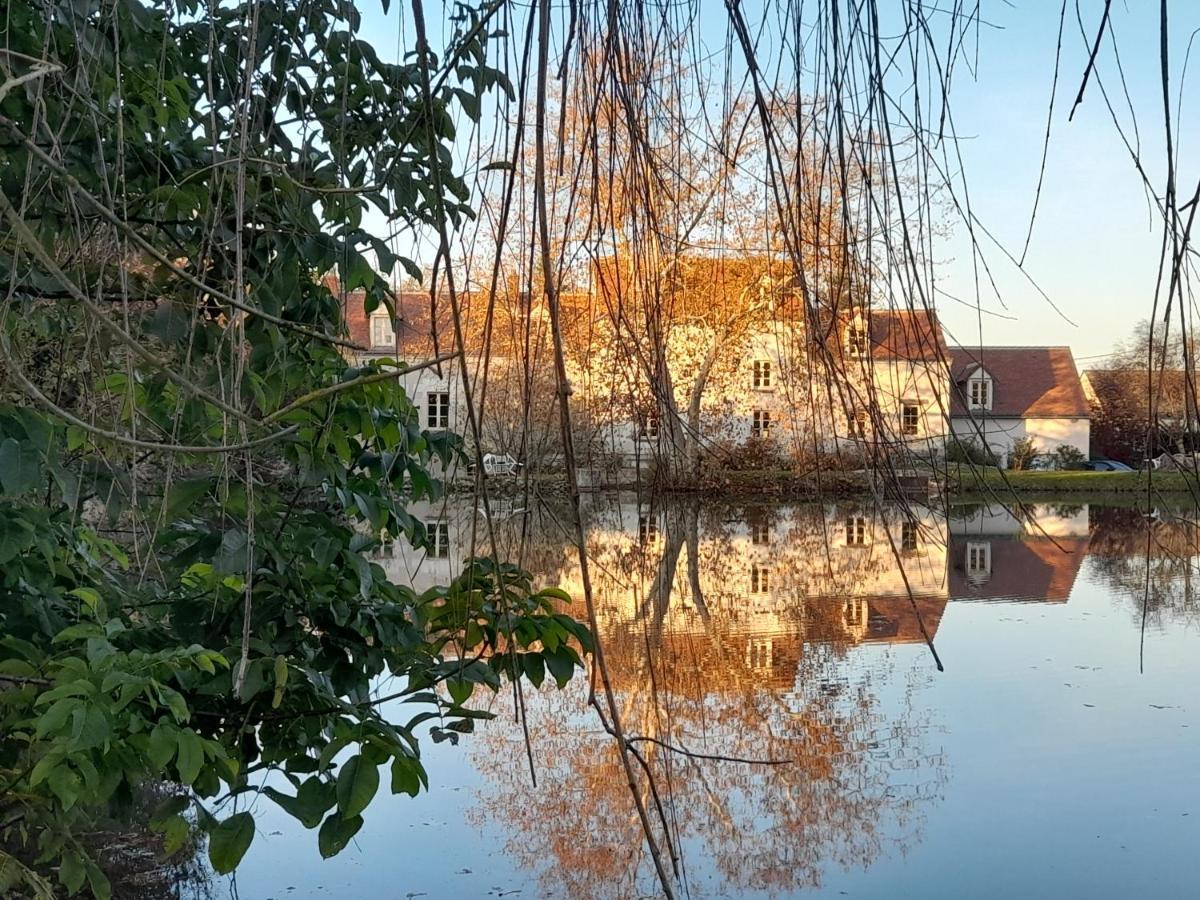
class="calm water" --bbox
[224,498,1200,899]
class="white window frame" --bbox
[752,359,773,390]
[746,638,773,669]
[750,564,770,593]
[901,402,920,436]
[750,520,771,546]
[370,313,396,348]
[846,516,868,547]
[639,414,660,440]
[968,377,991,410]
[844,598,865,627]
[751,410,771,438]
[853,409,870,440]
[847,324,869,357]
[637,514,659,545]
[427,391,451,429]
[966,541,992,581]
[426,521,450,558]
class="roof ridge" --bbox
[951,344,1075,350]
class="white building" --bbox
[948,346,1090,466]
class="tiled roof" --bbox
[949,346,1089,418]
[804,306,948,364]
[948,534,1089,602]
[868,309,947,362]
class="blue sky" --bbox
[931,3,1194,361]
[355,2,1196,363]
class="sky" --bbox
[932,2,1197,365]
[353,1,1199,366]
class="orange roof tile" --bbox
[950,346,1089,418]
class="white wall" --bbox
[1025,416,1090,459]
[950,415,1089,466]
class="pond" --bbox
[221,496,1200,899]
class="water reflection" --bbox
[219,496,1200,898]
[366,496,1117,897]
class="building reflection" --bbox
[948,502,1091,602]
[373,496,1106,897]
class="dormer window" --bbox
[965,367,993,410]
[371,313,396,348]
[966,541,992,584]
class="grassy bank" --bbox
[950,468,1200,496]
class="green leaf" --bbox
[543,647,576,689]
[162,814,191,856]
[59,848,86,894]
[318,811,363,858]
[208,811,255,875]
[446,677,473,705]
[521,653,545,689]
[389,755,422,798]
[176,728,204,785]
[70,704,109,752]
[335,755,379,820]
[271,655,288,709]
[147,723,177,769]
[264,777,334,829]
[537,586,572,604]
[0,438,42,496]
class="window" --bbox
[427,392,451,428]
[846,516,868,546]
[844,598,864,627]
[639,414,660,440]
[847,324,868,357]
[746,638,774,669]
[425,521,450,558]
[853,409,870,440]
[751,410,771,438]
[901,403,920,436]
[750,565,770,593]
[966,541,991,583]
[371,314,396,348]
[969,378,991,409]
[750,520,771,546]
[752,359,773,389]
[638,514,659,545]
[901,520,919,553]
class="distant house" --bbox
[948,503,1090,601]
[341,289,470,442]
[1081,368,1199,462]
[948,346,1090,466]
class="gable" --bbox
[950,346,1089,418]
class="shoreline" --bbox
[463,468,1200,502]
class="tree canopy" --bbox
[0,0,588,894]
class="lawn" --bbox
[949,467,1200,496]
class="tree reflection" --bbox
[1088,506,1200,626]
[467,498,946,898]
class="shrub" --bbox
[1052,444,1088,470]
[945,438,997,466]
[721,435,792,471]
[1008,437,1038,470]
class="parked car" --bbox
[467,452,523,477]
[1083,459,1134,472]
